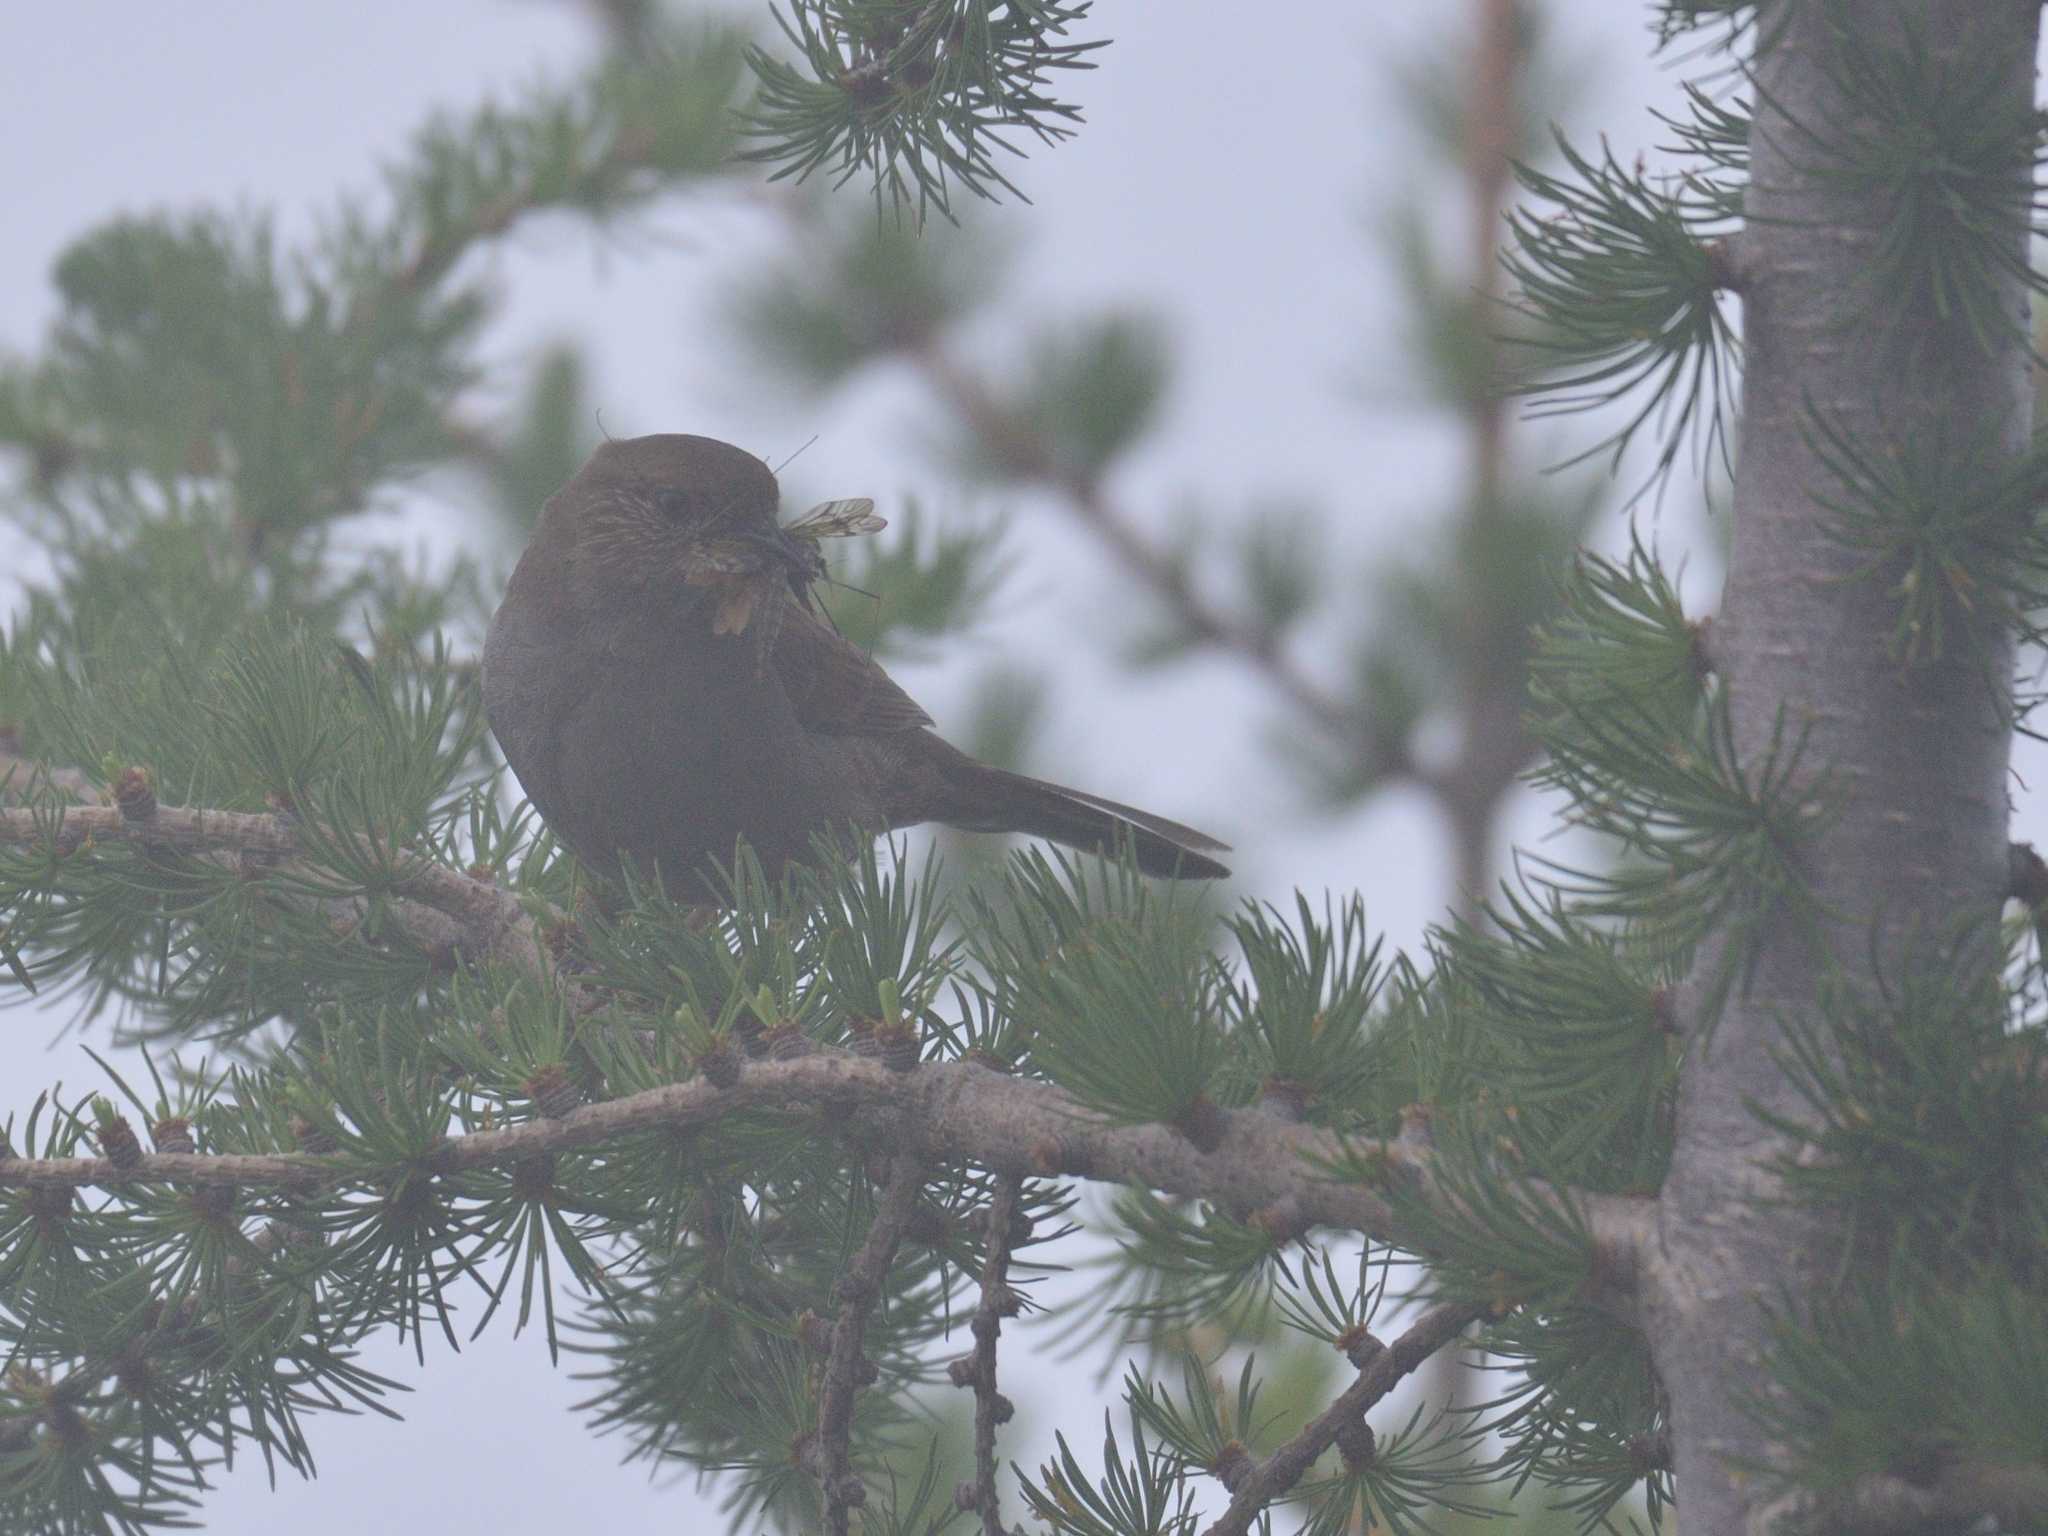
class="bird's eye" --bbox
[655,488,692,519]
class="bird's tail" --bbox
[936,761,1231,879]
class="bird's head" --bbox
[545,434,824,598]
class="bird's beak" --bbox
[732,524,824,583]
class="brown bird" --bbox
[482,434,1231,895]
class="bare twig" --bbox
[958,1172,1023,1534]
[1202,1300,1485,1536]
[815,1149,927,1535]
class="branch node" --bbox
[290,1112,338,1156]
[1171,1094,1229,1152]
[524,1063,582,1120]
[1337,1325,1385,1371]
[1397,1102,1436,1151]
[873,1017,920,1072]
[904,1203,948,1245]
[763,1021,812,1060]
[1246,1199,1309,1245]
[1256,1077,1309,1122]
[797,1309,835,1357]
[1333,1414,1376,1471]
[1703,233,1750,291]
[1205,1302,1482,1536]
[94,1111,143,1171]
[27,1185,74,1227]
[1214,1440,1256,1491]
[695,1038,742,1089]
[113,765,156,822]
[1028,1132,1089,1177]
[1688,613,1718,682]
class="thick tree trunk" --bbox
[1644,3,2035,1531]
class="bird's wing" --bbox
[770,597,935,736]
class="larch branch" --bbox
[914,345,1371,747]
[0,798,563,999]
[1201,1300,1486,1536]
[958,1171,1023,1535]
[0,1053,1652,1324]
[815,1149,926,1536]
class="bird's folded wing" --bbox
[771,599,935,736]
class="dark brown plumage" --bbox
[483,434,1231,894]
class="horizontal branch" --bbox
[0,1054,1407,1209]
[0,796,562,998]
[0,770,1653,1320]
[0,1052,1651,1315]
[1203,1300,1487,1536]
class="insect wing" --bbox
[784,498,886,540]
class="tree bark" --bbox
[1645,3,2035,1531]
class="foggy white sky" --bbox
[11,4,2025,1532]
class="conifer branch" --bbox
[0,788,1656,1334]
[0,1051,1652,1317]
[737,0,1104,222]
[358,33,742,317]
[958,1171,1022,1534]
[0,800,560,995]
[1200,1300,1485,1536]
[0,1054,1409,1205]
[914,345,1377,752]
[815,1149,926,1534]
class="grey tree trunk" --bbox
[1643,3,2035,1530]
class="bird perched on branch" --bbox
[483,433,1231,893]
